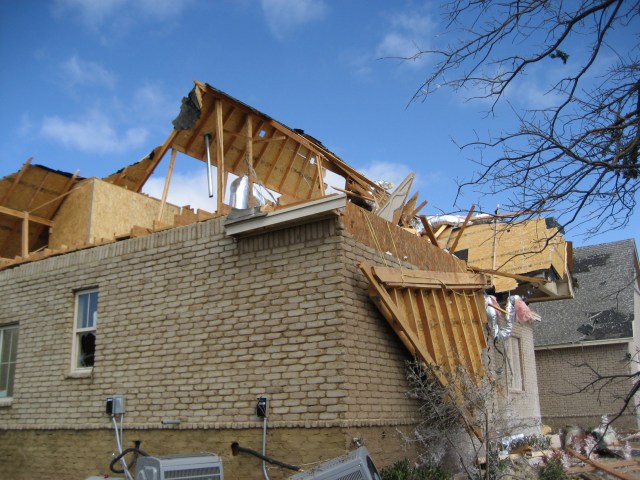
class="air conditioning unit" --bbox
[288,447,381,480]
[135,453,223,480]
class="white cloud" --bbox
[133,83,176,120]
[137,0,193,19]
[358,161,414,189]
[40,110,148,154]
[62,55,117,89]
[261,0,327,39]
[53,0,126,27]
[375,10,436,68]
[17,113,34,136]
[53,0,193,29]
[143,169,218,212]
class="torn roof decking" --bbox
[437,218,573,302]
[0,161,83,259]
[167,81,389,204]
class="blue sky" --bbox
[1,0,637,248]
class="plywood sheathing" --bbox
[360,261,489,439]
[343,202,466,273]
[50,178,183,250]
[0,163,84,259]
[166,81,389,207]
[439,218,571,300]
[103,144,169,193]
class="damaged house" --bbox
[534,239,640,431]
[0,82,572,479]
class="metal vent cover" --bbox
[136,453,223,480]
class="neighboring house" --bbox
[533,239,640,431]
[0,82,571,479]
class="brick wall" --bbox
[0,214,419,479]
[535,342,639,431]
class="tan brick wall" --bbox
[0,214,418,479]
[535,342,639,431]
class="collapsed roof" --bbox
[0,80,578,437]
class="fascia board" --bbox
[534,337,632,350]
[224,195,347,237]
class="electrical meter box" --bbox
[106,396,125,415]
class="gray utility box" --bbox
[288,447,381,480]
[135,453,223,480]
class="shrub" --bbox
[538,457,568,480]
[381,458,452,480]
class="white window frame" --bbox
[506,336,524,392]
[71,289,98,373]
[0,324,19,398]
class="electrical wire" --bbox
[112,415,134,480]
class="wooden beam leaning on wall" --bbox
[359,261,488,439]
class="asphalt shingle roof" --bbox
[533,239,639,346]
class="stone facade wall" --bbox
[0,214,418,479]
[535,342,638,431]
[493,322,543,435]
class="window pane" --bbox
[88,291,98,327]
[77,332,96,368]
[77,291,98,329]
[0,327,18,398]
[77,294,89,329]
[0,362,8,396]
[1,329,11,364]
[7,362,15,397]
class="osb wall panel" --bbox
[49,179,93,250]
[89,179,181,241]
[49,178,183,250]
[343,202,465,273]
[441,219,567,292]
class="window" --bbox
[506,336,524,391]
[72,289,98,370]
[0,325,19,398]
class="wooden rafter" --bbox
[183,101,221,153]
[276,143,303,191]
[157,149,176,221]
[215,99,225,212]
[263,137,289,185]
[245,116,255,207]
[31,170,79,217]
[360,260,487,439]
[252,128,278,172]
[449,205,475,253]
[0,206,53,227]
[291,149,313,198]
[0,157,32,205]
[315,155,326,196]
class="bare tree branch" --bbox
[412,0,639,236]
